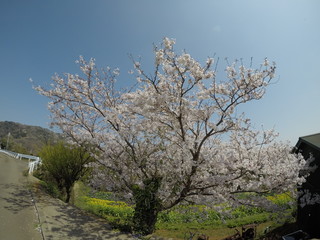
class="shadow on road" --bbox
[34,188,132,240]
[0,183,34,214]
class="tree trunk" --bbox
[65,185,72,203]
[132,177,162,235]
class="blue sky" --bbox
[0,0,319,144]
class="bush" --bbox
[39,180,61,198]
[39,142,94,202]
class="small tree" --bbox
[39,142,94,203]
[35,38,309,234]
[0,137,7,149]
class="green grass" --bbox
[154,222,275,240]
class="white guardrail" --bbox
[0,149,41,174]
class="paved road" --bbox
[0,153,42,240]
[0,153,135,240]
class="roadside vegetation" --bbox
[70,181,296,239]
[30,140,300,239]
[32,141,297,239]
[35,142,94,203]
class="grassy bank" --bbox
[71,181,296,239]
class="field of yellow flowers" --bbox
[74,182,296,238]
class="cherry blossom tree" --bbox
[35,38,308,234]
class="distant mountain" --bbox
[0,121,63,155]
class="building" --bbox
[295,133,320,238]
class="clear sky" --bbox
[1,0,319,144]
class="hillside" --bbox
[0,121,62,155]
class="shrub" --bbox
[39,142,94,202]
[39,180,61,198]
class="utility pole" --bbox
[6,132,11,150]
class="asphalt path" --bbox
[0,153,42,240]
